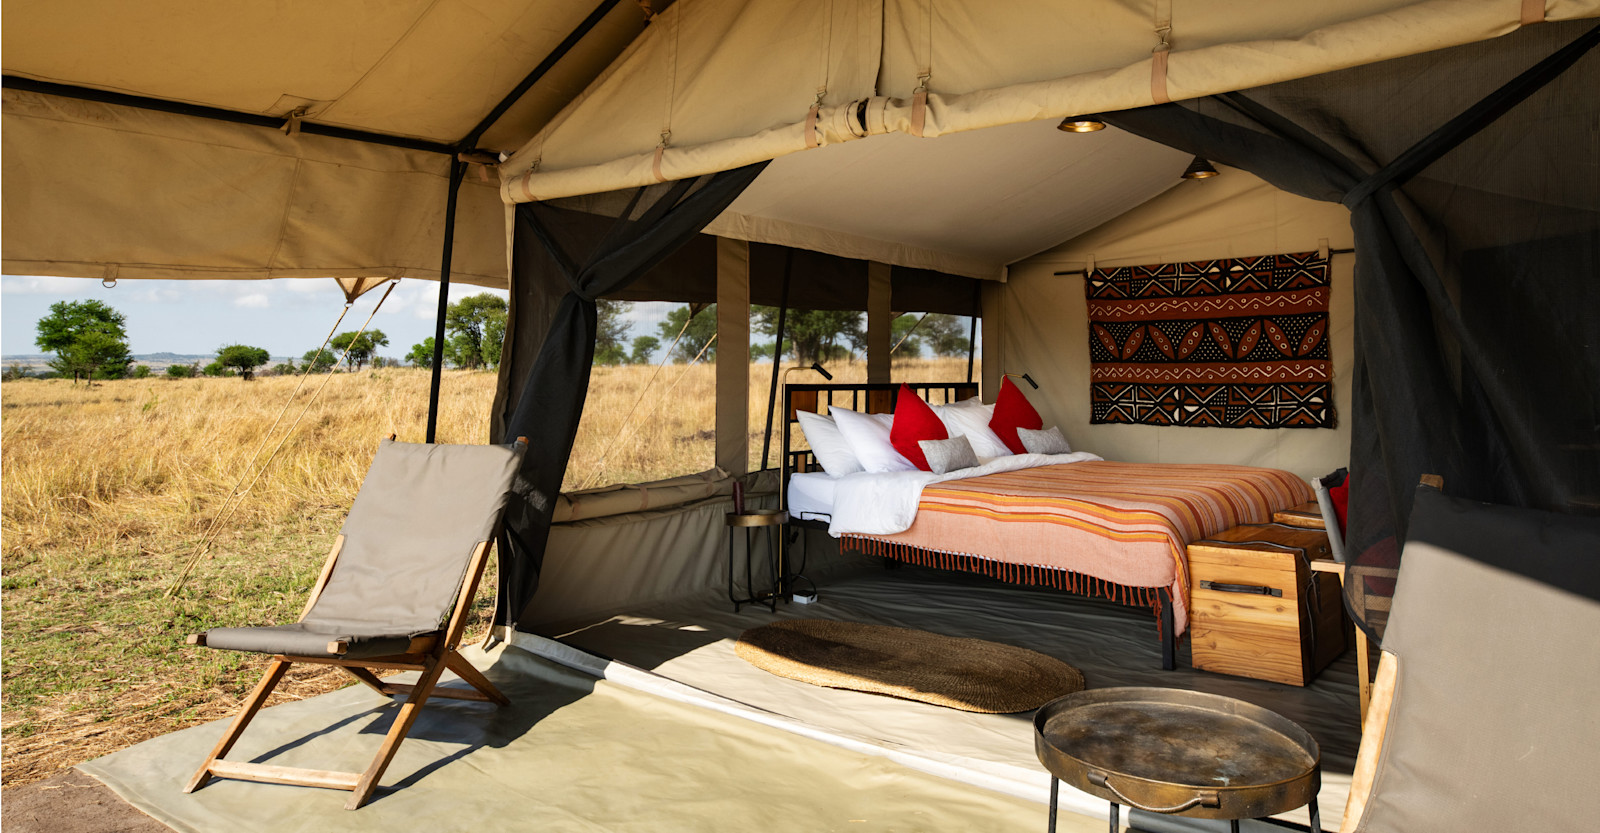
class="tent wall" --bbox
[2,90,508,286]
[502,0,1599,203]
[988,168,1353,481]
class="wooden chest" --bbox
[1188,523,1348,686]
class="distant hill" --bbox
[4,353,293,372]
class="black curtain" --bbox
[494,163,767,630]
[1108,21,1600,639]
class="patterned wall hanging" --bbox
[1086,251,1333,428]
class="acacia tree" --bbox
[216,344,270,380]
[594,299,631,366]
[35,300,133,383]
[301,348,336,372]
[444,293,507,370]
[629,335,660,365]
[752,307,864,365]
[658,304,717,363]
[330,329,388,371]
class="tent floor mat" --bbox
[74,643,1092,832]
[533,565,1363,830]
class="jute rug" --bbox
[734,619,1084,714]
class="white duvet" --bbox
[827,451,1102,537]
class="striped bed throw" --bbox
[841,461,1312,634]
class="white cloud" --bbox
[1,275,102,296]
[235,293,271,309]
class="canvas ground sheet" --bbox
[77,645,1077,832]
[1087,251,1333,428]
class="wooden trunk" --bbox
[1188,523,1349,686]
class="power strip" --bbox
[792,591,818,604]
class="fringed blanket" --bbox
[1086,251,1334,428]
[840,461,1314,635]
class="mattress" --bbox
[786,471,838,522]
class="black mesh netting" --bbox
[490,165,766,629]
[1110,20,1600,642]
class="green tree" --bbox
[34,300,133,384]
[131,364,153,379]
[920,313,971,357]
[302,348,337,373]
[166,363,198,379]
[216,344,271,380]
[444,293,508,370]
[658,304,717,363]
[407,338,437,369]
[202,360,230,377]
[629,335,660,365]
[595,299,631,366]
[752,307,864,365]
[330,329,388,371]
[890,313,925,358]
[272,361,297,376]
[482,313,507,370]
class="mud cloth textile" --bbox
[1086,252,1333,429]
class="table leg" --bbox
[1108,802,1119,833]
[1356,627,1373,720]
[1308,795,1322,833]
[1047,777,1058,833]
[1229,821,1240,833]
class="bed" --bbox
[779,382,1314,669]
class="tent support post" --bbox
[967,282,980,384]
[759,250,795,470]
[426,159,468,443]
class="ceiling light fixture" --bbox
[1057,116,1105,133]
[1181,157,1219,179]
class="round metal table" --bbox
[726,509,786,612]
[1034,687,1321,833]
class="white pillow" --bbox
[829,406,916,473]
[794,410,863,477]
[934,398,1013,459]
[1018,425,1072,455]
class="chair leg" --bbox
[444,650,510,706]
[186,659,290,794]
[343,666,398,697]
[345,655,448,810]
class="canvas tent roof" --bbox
[7,0,1597,287]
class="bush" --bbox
[166,364,198,379]
[131,365,153,379]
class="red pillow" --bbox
[1328,479,1350,533]
[889,384,948,471]
[990,376,1043,454]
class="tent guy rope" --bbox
[165,280,400,597]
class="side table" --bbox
[726,509,786,612]
[1035,688,1321,833]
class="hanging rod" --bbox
[1053,247,1355,277]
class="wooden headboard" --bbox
[780,381,979,521]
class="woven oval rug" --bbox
[734,619,1084,714]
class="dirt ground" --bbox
[2,769,168,833]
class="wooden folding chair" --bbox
[184,436,525,810]
[1339,485,1600,832]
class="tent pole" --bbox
[967,281,981,384]
[759,249,795,470]
[426,159,468,443]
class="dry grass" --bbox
[0,357,974,786]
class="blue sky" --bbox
[2,276,670,360]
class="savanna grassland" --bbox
[0,358,974,785]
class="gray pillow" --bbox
[1018,426,1072,454]
[919,435,980,475]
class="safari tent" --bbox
[5,1,1598,830]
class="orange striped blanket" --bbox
[841,461,1312,634]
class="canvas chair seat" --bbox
[184,437,525,810]
[200,624,421,660]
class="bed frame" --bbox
[778,381,1181,670]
